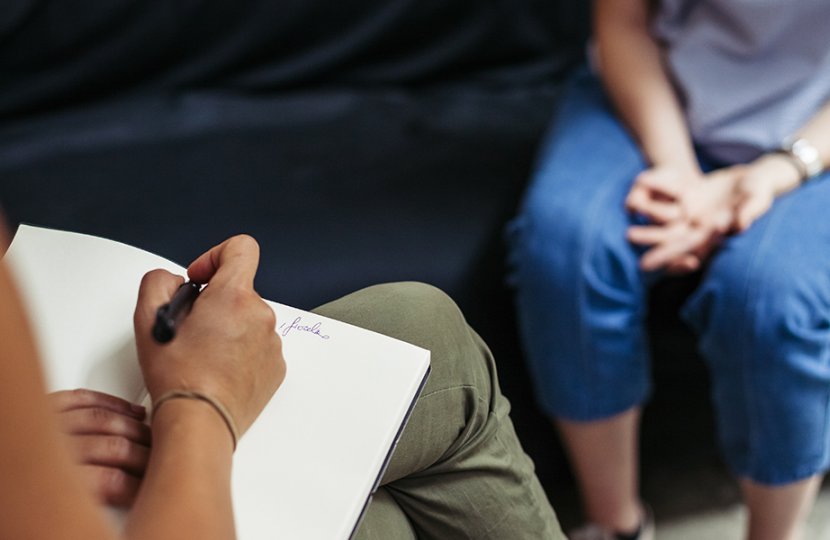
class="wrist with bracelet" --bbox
[773,137,825,184]
[152,390,240,450]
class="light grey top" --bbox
[653,0,830,164]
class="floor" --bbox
[650,468,830,539]
[547,458,830,539]
[657,494,830,540]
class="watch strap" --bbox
[779,137,824,182]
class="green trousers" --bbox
[314,282,565,540]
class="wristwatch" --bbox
[777,137,824,182]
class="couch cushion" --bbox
[0,86,559,311]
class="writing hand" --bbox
[49,389,150,508]
[134,235,285,444]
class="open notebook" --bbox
[5,224,430,540]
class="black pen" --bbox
[152,281,202,343]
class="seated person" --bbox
[507,0,830,538]
[0,228,564,539]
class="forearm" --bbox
[785,99,830,188]
[125,399,236,540]
[797,100,830,164]
[0,265,116,540]
[594,0,698,174]
[743,100,830,200]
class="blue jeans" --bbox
[507,69,830,485]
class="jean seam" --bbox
[810,179,830,479]
[738,201,784,480]
[577,154,643,417]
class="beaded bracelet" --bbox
[152,389,239,450]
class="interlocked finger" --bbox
[70,434,150,476]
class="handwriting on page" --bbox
[278,316,331,340]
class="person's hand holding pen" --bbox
[46,235,285,510]
[134,234,286,450]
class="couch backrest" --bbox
[0,0,589,119]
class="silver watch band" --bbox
[780,137,824,182]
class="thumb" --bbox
[634,168,683,200]
[133,269,185,337]
[735,194,772,233]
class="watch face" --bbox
[785,138,823,179]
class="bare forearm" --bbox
[126,400,236,540]
[0,265,116,540]
[594,0,698,174]
[795,100,830,169]
[743,100,830,200]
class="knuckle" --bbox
[227,287,257,314]
[139,269,166,288]
[226,283,253,301]
[258,301,277,329]
[230,290,273,323]
[275,346,287,376]
[89,407,113,430]
[106,436,129,459]
[99,467,128,496]
[228,234,259,255]
[272,334,285,359]
[69,388,93,405]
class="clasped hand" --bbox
[625,154,795,273]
